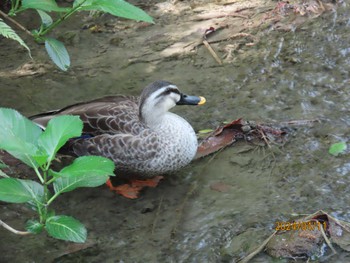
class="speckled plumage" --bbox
[31,81,202,178]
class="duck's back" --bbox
[31,95,145,136]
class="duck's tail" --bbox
[29,110,60,130]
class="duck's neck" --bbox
[141,109,167,128]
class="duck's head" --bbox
[139,80,206,126]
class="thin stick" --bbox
[318,221,337,255]
[202,39,223,65]
[151,195,164,234]
[170,181,198,238]
[0,219,31,235]
[238,231,277,263]
[0,10,33,37]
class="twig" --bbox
[238,231,277,263]
[0,219,31,235]
[257,129,271,148]
[170,181,198,239]
[193,32,258,50]
[0,10,33,37]
[269,119,321,126]
[318,221,337,255]
[203,39,222,65]
[151,195,164,234]
[192,11,249,21]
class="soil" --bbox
[1,0,350,262]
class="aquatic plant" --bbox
[0,108,115,243]
[329,142,347,156]
[0,0,153,70]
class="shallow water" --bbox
[1,1,350,262]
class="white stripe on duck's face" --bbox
[140,85,181,126]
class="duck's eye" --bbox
[156,87,180,99]
[163,88,179,96]
[165,89,173,95]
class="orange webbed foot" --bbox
[106,176,164,199]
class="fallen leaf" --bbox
[210,182,232,192]
[195,119,286,159]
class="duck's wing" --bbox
[30,95,144,135]
[72,130,159,174]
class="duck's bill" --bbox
[177,94,206,105]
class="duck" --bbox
[31,80,206,197]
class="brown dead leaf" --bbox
[241,210,350,262]
[210,182,232,192]
[266,223,323,259]
[195,118,286,159]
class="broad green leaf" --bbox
[26,219,44,234]
[44,38,70,71]
[37,10,53,27]
[46,215,87,243]
[21,0,69,12]
[0,160,9,177]
[0,170,9,178]
[0,160,8,169]
[76,0,153,23]
[0,19,31,58]
[0,178,44,203]
[38,115,83,164]
[0,108,46,167]
[74,0,94,6]
[329,142,347,156]
[53,156,115,194]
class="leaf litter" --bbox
[239,210,350,262]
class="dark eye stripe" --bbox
[156,87,180,99]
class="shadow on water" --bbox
[1,2,350,262]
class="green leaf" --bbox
[0,160,9,177]
[53,156,115,194]
[38,115,83,164]
[37,10,53,27]
[198,129,214,134]
[0,19,32,58]
[0,108,46,168]
[21,0,69,12]
[0,170,9,178]
[26,219,44,234]
[46,215,87,243]
[329,142,347,156]
[0,178,44,204]
[76,0,153,23]
[0,160,8,169]
[44,37,70,71]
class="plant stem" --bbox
[46,192,60,206]
[0,10,33,37]
[14,0,20,11]
[0,219,31,235]
[46,176,56,185]
[39,0,87,37]
[43,170,49,215]
[33,165,44,184]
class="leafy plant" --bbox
[329,142,347,156]
[0,108,115,243]
[0,0,153,70]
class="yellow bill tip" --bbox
[198,96,206,105]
